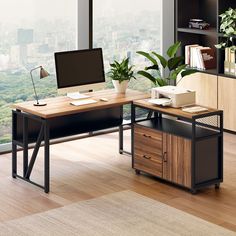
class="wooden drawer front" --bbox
[134,149,163,178]
[134,125,163,159]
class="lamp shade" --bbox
[40,67,50,79]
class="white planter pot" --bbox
[112,80,129,94]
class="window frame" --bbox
[0,0,174,153]
[0,0,92,153]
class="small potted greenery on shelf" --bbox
[215,7,236,49]
[136,41,197,87]
[109,57,136,94]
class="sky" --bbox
[0,0,77,22]
[0,0,162,22]
[94,0,161,18]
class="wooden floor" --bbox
[0,131,236,232]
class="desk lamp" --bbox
[30,66,50,106]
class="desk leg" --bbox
[44,121,50,193]
[119,125,124,154]
[12,111,17,178]
[23,117,29,177]
[12,143,17,178]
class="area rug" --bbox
[0,191,235,236]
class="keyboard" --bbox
[70,99,98,106]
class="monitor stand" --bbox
[67,92,91,100]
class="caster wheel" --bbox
[135,169,141,175]
[215,183,220,189]
[190,189,197,195]
[119,151,123,154]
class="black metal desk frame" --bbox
[12,104,129,193]
[131,104,224,194]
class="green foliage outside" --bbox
[0,71,151,144]
[0,72,57,144]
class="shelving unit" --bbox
[175,0,236,78]
[132,100,223,193]
[176,0,236,132]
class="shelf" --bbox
[135,118,219,140]
[187,67,218,76]
[218,33,236,39]
[218,73,236,79]
[178,27,217,36]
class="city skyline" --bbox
[0,3,161,144]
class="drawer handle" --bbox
[163,152,167,162]
[143,134,152,138]
[143,155,151,160]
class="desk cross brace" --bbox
[12,110,50,193]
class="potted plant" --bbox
[136,41,197,87]
[215,8,236,49]
[109,58,136,94]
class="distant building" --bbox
[17,29,34,45]
[127,51,132,64]
[17,29,34,65]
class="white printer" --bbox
[149,86,196,108]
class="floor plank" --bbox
[0,131,236,232]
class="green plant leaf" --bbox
[152,52,167,68]
[169,64,188,80]
[136,51,157,65]
[137,71,157,85]
[167,41,181,58]
[167,56,184,71]
[181,69,198,78]
[156,78,168,86]
[145,65,160,71]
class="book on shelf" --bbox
[185,45,216,70]
[225,47,236,76]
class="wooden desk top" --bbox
[13,89,149,119]
[134,99,222,120]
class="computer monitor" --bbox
[55,48,105,94]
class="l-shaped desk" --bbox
[12,89,149,193]
[12,89,223,194]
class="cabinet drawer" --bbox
[134,125,162,157]
[134,150,163,178]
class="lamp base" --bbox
[34,101,47,106]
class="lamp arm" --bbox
[30,66,42,105]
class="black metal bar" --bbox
[131,103,135,168]
[191,118,196,191]
[12,143,17,178]
[14,109,43,123]
[14,175,45,190]
[12,111,17,178]
[44,121,50,193]
[121,150,132,156]
[119,105,124,154]
[193,111,223,119]
[25,125,44,179]
[220,112,224,181]
[134,104,193,123]
[119,125,124,154]
[23,117,29,177]
[147,111,153,119]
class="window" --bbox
[93,0,162,92]
[0,0,78,145]
[93,0,164,119]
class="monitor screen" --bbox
[55,48,105,89]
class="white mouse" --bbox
[100,98,108,102]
